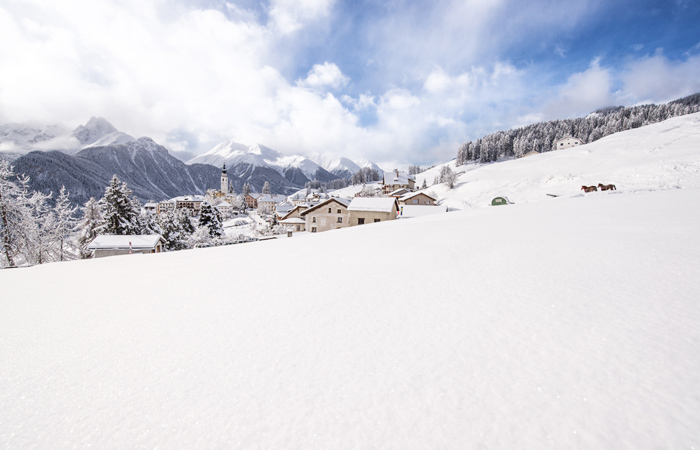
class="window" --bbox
[328,207,332,213]
[412,199,418,204]
[337,209,341,214]
[312,217,316,223]
[374,219,380,223]
[312,227,317,233]
[337,217,342,223]
[358,218,365,225]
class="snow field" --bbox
[1,187,699,448]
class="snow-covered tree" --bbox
[157,210,192,251]
[76,197,103,259]
[0,161,35,267]
[97,175,142,235]
[439,166,457,189]
[262,181,271,194]
[421,178,428,189]
[26,191,56,265]
[54,186,77,262]
[198,203,223,239]
[242,183,251,197]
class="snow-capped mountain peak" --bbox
[71,116,119,146]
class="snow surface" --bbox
[2,114,700,448]
[418,112,700,209]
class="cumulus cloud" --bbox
[268,0,334,34]
[297,62,349,90]
[619,52,700,104]
[543,59,614,118]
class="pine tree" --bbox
[0,161,35,267]
[421,178,427,189]
[198,203,223,239]
[54,186,77,262]
[98,175,142,235]
[242,183,251,197]
[76,197,103,259]
[262,181,271,194]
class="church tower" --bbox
[220,163,228,194]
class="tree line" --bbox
[456,93,700,165]
[1,163,237,268]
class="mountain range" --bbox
[2,117,384,206]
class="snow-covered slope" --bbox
[71,116,120,146]
[0,122,69,159]
[2,186,699,448]
[418,112,700,209]
[82,131,135,148]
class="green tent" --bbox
[491,197,510,206]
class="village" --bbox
[87,164,449,257]
[86,137,591,258]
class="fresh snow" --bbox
[1,113,700,448]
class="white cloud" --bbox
[619,53,700,104]
[543,59,614,118]
[297,62,349,90]
[268,0,334,34]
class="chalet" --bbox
[347,197,400,225]
[280,217,306,232]
[257,194,287,214]
[87,234,166,258]
[399,191,437,206]
[300,198,352,233]
[382,170,415,194]
[553,137,583,150]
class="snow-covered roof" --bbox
[388,188,411,197]
[383,170,414,186]
[300,197,352,216]
[348,197,398,213]
[258,194,287,203]
[173,195,204,202]
[279,217,306,224]
[400,191,437,202]
[87,234,164,250]
[143,202,158,208]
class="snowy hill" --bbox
[418,111,700,210]
[2,184,699,447]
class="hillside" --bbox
[2,113,700,448]
[416,111,700,210]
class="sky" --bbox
[1,0,699,168]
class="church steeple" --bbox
[220,163,228,194]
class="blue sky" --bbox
[1,0,699,168]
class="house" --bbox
[553,137,583,150]
[157,199,175,215]
[399,191,437,206]
[347,197,400,226]
[244,193,261,209]
[382,170,415,194]
[174,195,204,216]
[257,194,287,214]
[87,234,166,258]
[215,200,234,217]
[300,198,352,233]
[275,202,296,219]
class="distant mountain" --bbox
[190,140,384,185]
[13,137,232,207]
[0,117,126,160]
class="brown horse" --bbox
[598,183,616,191]
[581,185,598,193]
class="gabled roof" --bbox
[87,234,165,250]
[383,170,414,186]
[400,191,437,202]
[258,194,287,204]
[347,197,399,213]
[388,188,411,197]
[280,204,308,220]
[279,217,306,224]
[174,195,204,202]
[299,197,352,216]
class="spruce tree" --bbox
[0,161,35,267]
[98,175,142,235]
[198,203,223,239]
